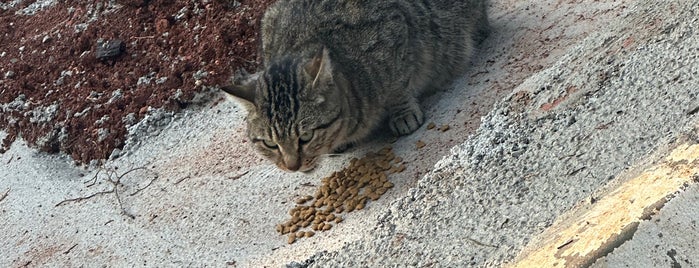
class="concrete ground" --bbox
[1,0,698,267]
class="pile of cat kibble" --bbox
[277,146,406,244]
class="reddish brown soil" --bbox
[0,0,275,164]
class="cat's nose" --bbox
[286,162,301,171]
[285,158,301,171]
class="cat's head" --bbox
[222,48,347,172]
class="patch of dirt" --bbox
[159,126,265,183]
[0,0,275,163]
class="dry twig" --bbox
[63,244,78,255]
[56,165,158,219]
[228,171,249,180]
[557,239,574,250]
[0,188,10,203]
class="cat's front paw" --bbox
[389,105,424,136]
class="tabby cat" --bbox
[223,0,489,172]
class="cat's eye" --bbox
[299,131,314,144]
[261,139,278,149]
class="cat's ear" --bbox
[304,47,334,89]
[222,69,259,106]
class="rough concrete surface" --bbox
[1,0,698,267]
[591,183,699,268]
[512,138,699,267]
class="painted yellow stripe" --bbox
[512,143,699,268]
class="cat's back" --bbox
[260,0,486,63]
[260,0,377,62]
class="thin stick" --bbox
[55,189,114,207]
[112,181,135,219]
[228,171,249,180]
[85,168,102,187]
[117,167,147,180]
[130,176,158,197]
[0,188,10,203]
[58,165,153,219]
[63,244,78,254]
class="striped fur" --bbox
[223,0,489,171]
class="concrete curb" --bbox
[513,131,699,267]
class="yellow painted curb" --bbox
[512,143,699,268]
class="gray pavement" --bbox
[591,183,699,268]
[1,0,698,267]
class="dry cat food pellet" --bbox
[416,140,426,149]
[426,122,436,130]
[322,223,333,231]
[439,124,450,132]
[277,146,405,244]
[288,233,296,244]
[295,195,313,204]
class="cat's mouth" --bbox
[276,156,318,172]
[299,157,318,172]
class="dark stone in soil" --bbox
[95,39,126,61]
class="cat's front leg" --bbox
[388,97,424,136]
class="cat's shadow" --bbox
[331,120,397,156]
